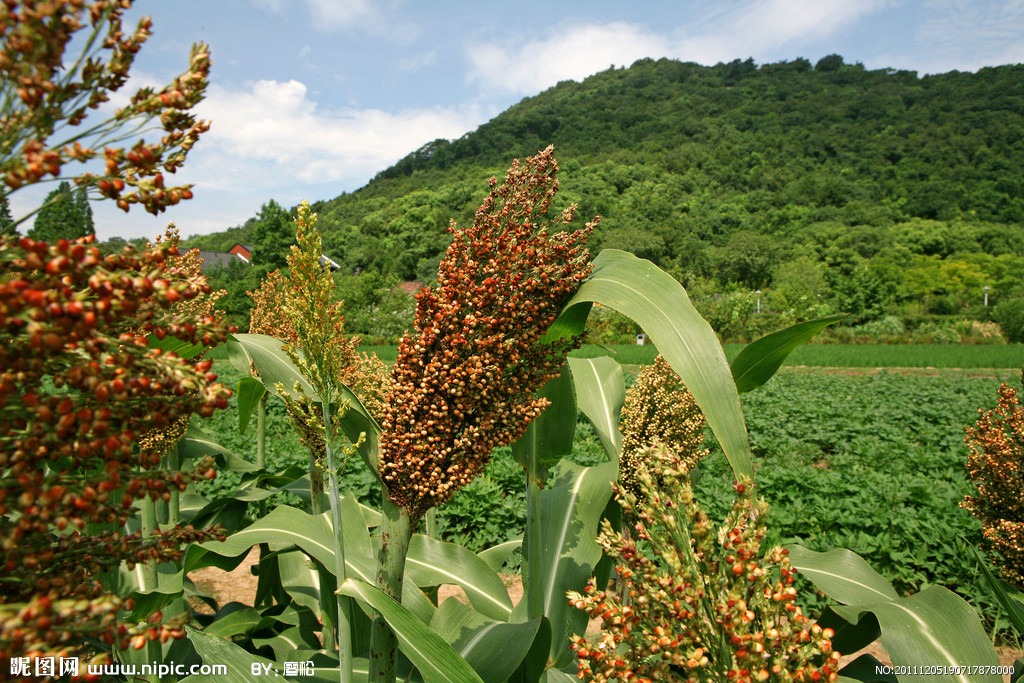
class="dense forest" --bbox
[181,55,1024,341]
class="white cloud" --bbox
[194,79,481,191]
[467,1,890,95]
[467,22,669,95]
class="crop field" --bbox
[343,342,1024,369]
[201,359,1016,632]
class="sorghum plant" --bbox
[963,375,1024,590]
[569,447,840,683]
[0,234,232,670]
[369,146,597,683]
[0,1,210,222]
[618,354,708,499]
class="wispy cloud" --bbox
[467,1,890,95]
[906,0,1024,72]
[252,0,414,37]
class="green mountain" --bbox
[187,55,1024,336]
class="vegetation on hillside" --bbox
[183,55,1024,338]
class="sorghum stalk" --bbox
[322,399,354,683]
[368,147,596,683]
[276,203,363,683]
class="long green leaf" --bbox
[511,363,577,485]
[730,314,845,393]
[237,376,267,435]
[477,539,522,573]
[430,599,541,682]
[196,504,435,623]
[227,333,381,476]
[789,545,1001,682]
[516,460,616,669]
[178,422,258,473]
[185,625,279,683]
[338,578,486,683]
[968,543,1024,634]
[554,250,752,479]
[406,534,513,622]
[227,333,316,398]
[567,356,624,460]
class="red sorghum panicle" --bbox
[569,447,840,682]
[618,354,708,499]
[963,375,1024,589]
[378,146,596,521]
[0,233,232,668]
[0,1,210,217]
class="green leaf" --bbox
[185,625,279,683]
[730,314,846,393]
[789,545,1001,682]
[204,607,273,639]
[227,333,316,399]
[967,542,1024,634]
[567,356,624,461]
[512,362,577,484]
[556,250,753,480]
[178,422,259,473]
[430,599,541,682]
[338,578,486,683]
[517,460,616,668]
[237,377,267,435]
[835,654,898,683]
[196,504,435,623]
[147,332,207,360]
[406,534,513,622]
[477,538,522,573]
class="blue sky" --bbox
[12,0,1024,241]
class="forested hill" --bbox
[186,55,1024,331]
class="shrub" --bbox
[993,298,1024,343]
[855,314,905,340]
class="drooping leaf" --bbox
[789,545,1001,682]
[730,314,846,393]
[227,333,315,399]
[567,355,624,460]
[552,250,753,480]
[405,534,513,622]
[196,504,434,623]
[185,625,279,683]
[204,607,274,639]
[477,538,522,573]
[430,599,541,682]
[178,422,258,473]
[236,376,267,435]
[338,578,485,683]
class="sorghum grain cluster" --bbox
[963,375,1024,589]
[618,355,708,499]
[569,448,840,683]
[378,146,596,521]
[0,234,231,665]
[0,1,209,215]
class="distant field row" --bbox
[351,343,1024,369]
